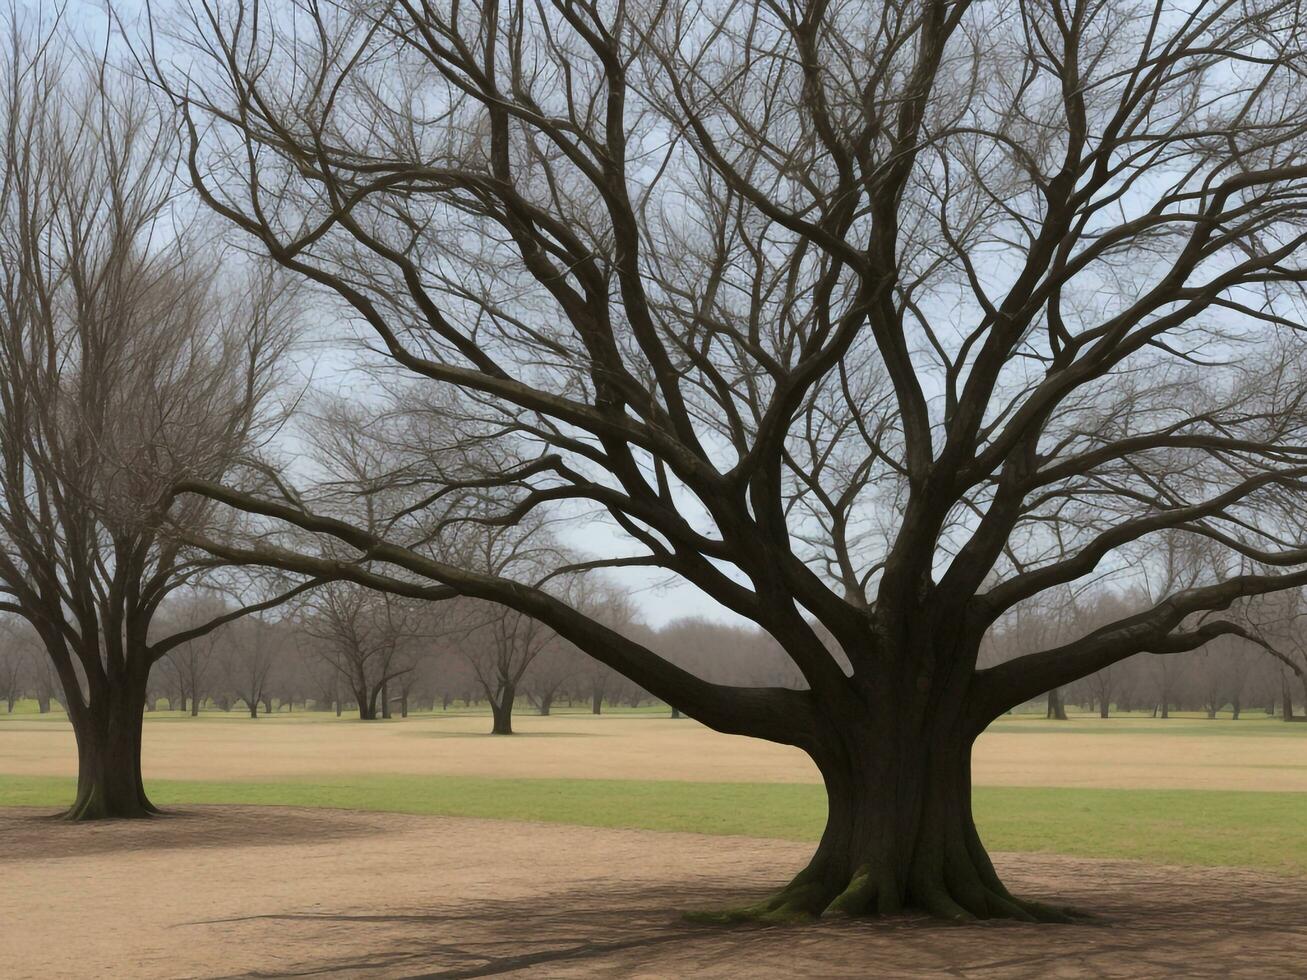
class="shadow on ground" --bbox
[208,867,1307,979]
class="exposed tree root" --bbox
[685,871,1082,926]
[60,786,161,822]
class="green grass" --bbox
[3,773,1304,875]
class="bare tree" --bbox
[0,624,22,712]
[221,617,281,719]
[453,597,558,735]
[156,597,229,716]
[301,583,417,720]
[0,16,311,818]
[171,0,1307,918]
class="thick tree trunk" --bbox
[358,695,378,720]
[1282,673,1295,722]
[670,705,682,719]
[490,682,515,735]
[37,693,50,713]
[708,716,1070,924]
[64,672,157,821]
[591,690,602,714]
[248,699,259,719]
[190,693,200,716]
[1098,700,1109,719]
[381,680,391,719]
[400,694,409,718]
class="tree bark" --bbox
[490,682,515,735]
[1045,688,1067,720]
[358,692,378,720]
[64,669,157,821]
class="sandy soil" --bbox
[3,713,1307,790]
[3,805,1304,979]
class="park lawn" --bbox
[2,773,1304,875]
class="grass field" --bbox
[3,704,1305,875]
[3,772,1306,874]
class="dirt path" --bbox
[3,806,1303,979]
[4,712,1307,790]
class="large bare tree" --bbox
[0,15,310,818]
[166,0,1307,917]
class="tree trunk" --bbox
[400,693,409,718]
[671,705,682,719]
[1098,700,1108,719]
[715,716,1070,923]
[190,692,200,717]
[537,693,552,716]
[37,693,50,713]
[490,682,515,735]
[381,680,391,719]
[1282,673,1296,722]
[64,671,157,821]
[358,691,378,720]
[591,690,602,714]
[249,698,259,719]
[1206,705,1217,720]
[1231,697,1241,720]
[1045,688,1067,720]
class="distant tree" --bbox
[454,598,557,735]
[0,632,22,712]
[221,618,281,719]
[302,584,418,721]
[157,598,229,717]
[522,643,580,717]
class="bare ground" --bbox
[4,713,1307,790]
[3,805,1304,979]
